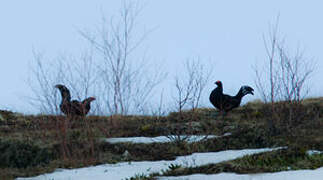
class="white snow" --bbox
[159,168,323,180]
[307,150,322,156]
[104,133,231,144]
[159,149,323,180]
[16,148,277,180]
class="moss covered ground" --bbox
[0,97,322,179]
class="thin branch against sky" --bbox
[0,1,322,113]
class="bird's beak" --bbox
[250,91,254,95]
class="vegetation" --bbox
[0,97,322,179]
[159,147,323,177]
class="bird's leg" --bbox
[220,111,223,118]
[215,110,223,130]
[219,111,227,134]
[65,115,72,129]
[222,111,227,118]
[209,110,217,120]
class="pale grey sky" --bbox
[0,0,322,113]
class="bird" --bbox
[209,80,254,114]
[55,84,96,116]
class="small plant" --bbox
[124,173,154,180]
[168,163,182,171]
[141,124,152,132]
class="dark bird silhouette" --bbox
[55,84,96,116]
[209,81,254,114]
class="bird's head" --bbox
[215,80,222,86]
[241,85,254,96]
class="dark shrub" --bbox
[0,139,53,168]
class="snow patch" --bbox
[159,168,323,180]
[307,150,322,156]
[104,134,231,144]
[16,147,277,180]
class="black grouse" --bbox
[55,84,96,116]
[209,80,254,113]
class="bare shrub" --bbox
[167,58,213,143]
[28,50,98,115]
[79,1,165,115]
[27,1,165,164]
[28,49,100,162]
[173,58,213,116]
[254,17,316,133]
[28,1,165,116]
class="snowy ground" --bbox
[159,168,323,180]
[16,148,278,180]
[15,135,323,180]
[159,150,323,180]
[104,134,231,144]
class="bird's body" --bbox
[55,84,95,116]
[209,81,224,111]
[210,81,254,113]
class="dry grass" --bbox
[159,147,323,178]
[0,97,322,179]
